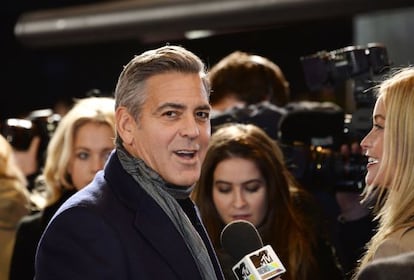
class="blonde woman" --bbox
[10,96,115,280]
[355,67,414,278]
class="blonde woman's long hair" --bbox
[356,67,414,274]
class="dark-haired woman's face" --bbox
[212,157,267,227]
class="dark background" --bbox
[3,0,412,121]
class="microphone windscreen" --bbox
[220,220,263,261]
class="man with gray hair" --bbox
[35,45,224,280]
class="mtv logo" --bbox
[232,245,286,280]
[233,262,252,280]
[250,249,273,267]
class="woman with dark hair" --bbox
[192,123,343,280]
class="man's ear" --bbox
[116,107,136,145]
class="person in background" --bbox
[9,96,115,280]
[209,51,288,140]
[209,50,289,112]
[334,183,377,279]
[3,108,62,194]
[352,67,414,278]
[0,134,31,280]
[34,45,224,279]
[192,123,343,280]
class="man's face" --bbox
[117,72,211,187]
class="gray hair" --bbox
[114,45,210,123]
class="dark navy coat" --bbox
[35,150,223,279]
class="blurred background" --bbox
[3,4,414,277]
[2,0,414,120]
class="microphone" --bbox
[220,220,286,280]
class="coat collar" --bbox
[103,150,201,278]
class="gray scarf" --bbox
[116,145,217,280]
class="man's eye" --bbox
[196,111,210,120]
[163,111,178,118]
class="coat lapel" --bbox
[134,195,200,278]
[104,151,200,278]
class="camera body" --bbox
[301,42,390,92]
[1,109,60,164]
[281,43,390,193]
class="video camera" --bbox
[280,43,391,193]
[301,43,389,91]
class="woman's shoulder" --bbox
[374,226,414,260]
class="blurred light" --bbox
[185,29,215,40]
